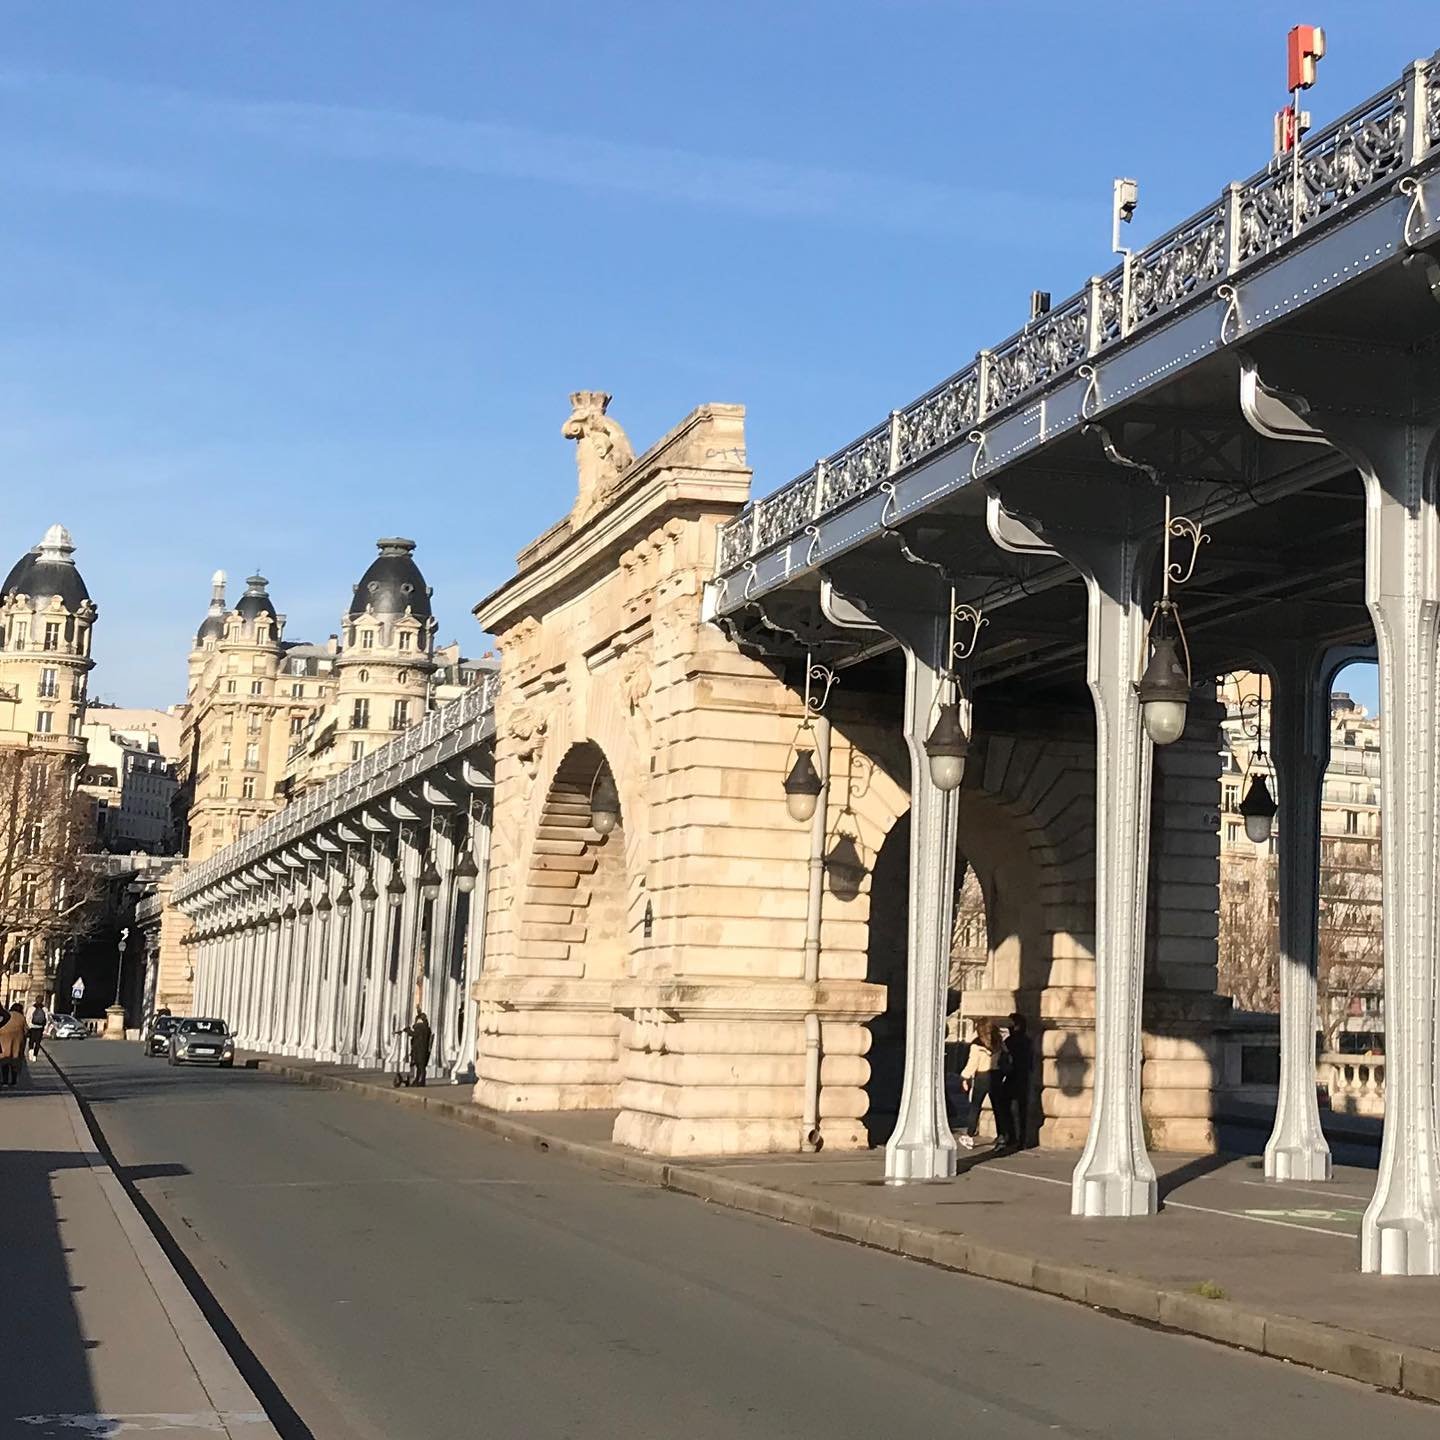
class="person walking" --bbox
[407,1009,433,1088]
[27,1000,48,1060]
[1005,1012,1035,1150]
[0,1003,29,1088]
[958,1018,1013,1150]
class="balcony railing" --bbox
[175,674,498,902]
[714,54,1440,577]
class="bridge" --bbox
[177,51,1440,1277]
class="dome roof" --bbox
[235,573,277,623]
[5,525,90,609]
[349,538,433,621]
[195,570,227,645]
[3,547,38,595]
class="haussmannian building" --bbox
[0,524,98,1003]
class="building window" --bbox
[361,629,374,649]
[19,874,39,909]
[1222,783,1238,811]
[244,742,259,769]
[292,682,304,698]
[391,699,409,731]
[242,776,256,799]
[35,710,52,734]
[351,740,365,761]
[289,715,303,735]
[220,742,231,767]
[13,621,28,647]
[67,712,80,737]
[37,668,57,699]
[357,669,369,684]
[251,680,263,696]
[225,679,237,694]
[399,631,412,651]
[1225,821,1240,846]
[351,699,369,730]
[43,621,61,651]
[1345,809,1359,834]
[72,674,85,701]
[219,775,229,798]
[24,821,42,857]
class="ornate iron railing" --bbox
[174,674,498,902]
[716,55,1438,577]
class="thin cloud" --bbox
[212,96,1039,235]
[0,66,1071,237]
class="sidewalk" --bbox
[1,1052,280,1438]
[250,1053,1440,1405]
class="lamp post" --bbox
[1234,680,1279,843]
[1136,489,1208,746]
[781,655,837,823]
[923,593,985,794]
[589,771,620,836]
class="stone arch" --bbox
[516,741,634,978]
[856,730,1098,1146]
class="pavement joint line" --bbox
[44,1052,282,1440]
[251,1056,1440,1407]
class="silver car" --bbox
[167,1017,235,1068]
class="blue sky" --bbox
[3,3,1420,709]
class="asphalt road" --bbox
[55,1043,1436,1440]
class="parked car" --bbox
[46,1014,89,1040]
[145,1014,181,1057]
[167,1017,234,1068]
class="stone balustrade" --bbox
[1320,1053,1386,1117]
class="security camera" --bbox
[1112,178,1139,255]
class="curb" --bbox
[44,1055,281,1438]
[256,1056,1440,1406]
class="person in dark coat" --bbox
[28,1000,48,1059]
[1004,1012,1035,1149]
[407,1009,433,1088]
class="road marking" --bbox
[989,1166,1353,1239]
[226,1175,644,1190]
[1237,1178,1371,1202]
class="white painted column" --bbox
[1264,644,1334,1183]
[884,610,961,1184]
[454,810,492,1084]
[1358,423,1440,1275]
[356,846,387,1067]
[427,826,457,1075]
[276,898,298,1055]
[1071,535,1157,1218]
[393,840,421,1062]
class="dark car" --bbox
[167,1017,235,1068]
[146,1014,181,1057]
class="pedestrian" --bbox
[28,999,48,1060]
[0,1003,28,1088]
[1004,1012,1035,1150]
[407,1009,433,1088]
[958,1018,1013,1150]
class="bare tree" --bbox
[1317,840,1384,1053]
[0,747,104,1001]
[1219,838,1384,1053]
[1217,853,1280,1014]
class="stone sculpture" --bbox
[563,392,635,526]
